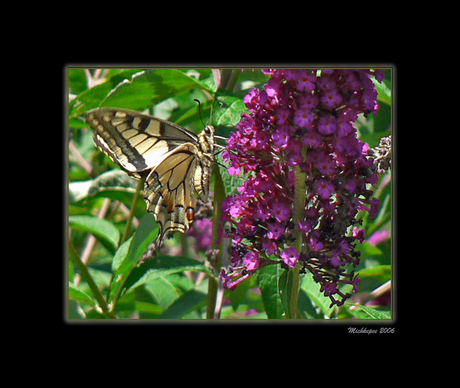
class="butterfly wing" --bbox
[144,143,201,241]
[85,107,214,245]
[86,108,199,179]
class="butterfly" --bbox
[85,107,225,246]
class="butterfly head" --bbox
[204,124,215,137]
[198,125,216,155]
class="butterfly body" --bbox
[85,108,218,245]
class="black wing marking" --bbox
[143,144,201,243]
[85,107,217,246]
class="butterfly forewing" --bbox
[87,108,199,177]
[85,108,215,245]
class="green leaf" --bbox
[301,271,335,317]
[215,93,246,127]
[297,289,321,319]
[356,241,383,257]
[102,69,212,109]
[257,264,284,319]
[171,97,214,127]
[69,215,120,254]
[356,265,391,294]
[357,265,391,280]
[374,78,391,106]
[68,69,88,95]
[216,153,245,197]
[144,275,186,311]
[346,303,391,319]
[278,269,292,318]
[69,283,97,307]
[69,69,214,118]
[123,255,211,293]
[111,237,132,272]
[108,213,158,304]
[69,69,142,118]
[158,289,208,319]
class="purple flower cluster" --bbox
[219,69,383,307]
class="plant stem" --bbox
[70,251,117,319]
[224,70,241,91]
[218,69,240,91]
[206,164,225,319]
[288,148,308,319]
[206,69,237,319]
[105,178,143,305]
[74,198,111,286]
[288,264,301,319]
[121,178,144,245]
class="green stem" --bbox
[206,164,225,319]
[224,70,241,91]
[121,178,144,245]
[218,69,240,90]
[288,264,301,319]
[105,177,143,303]
[288,148,308,319]
[70,249,117,319]
[206,69,238,319]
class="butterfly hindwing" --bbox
[85,107,216,245]
[144,144,199,238]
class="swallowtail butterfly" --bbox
[85,108,224,246]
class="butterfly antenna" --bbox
[194,99,206,128]
[208,98,216,126]
[207,96,224,127]
[195,97,224,129]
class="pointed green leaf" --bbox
[257,264,284,319]
[278,269,291,318]
[69,69,142,118]
[100,69,213,110]
[69,283,97,307]
[374,78,391,106]
[123,255,211,293]
[346,303,391,319]
[69,215,120,253]
[215,93,246,127]
[158,289,208,319]
[69,69,214,118]
[301,271,335,317]
[108,213,158,304]
[144,275,184,310]
[111,237,132,272]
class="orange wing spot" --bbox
[186,207,195,222]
